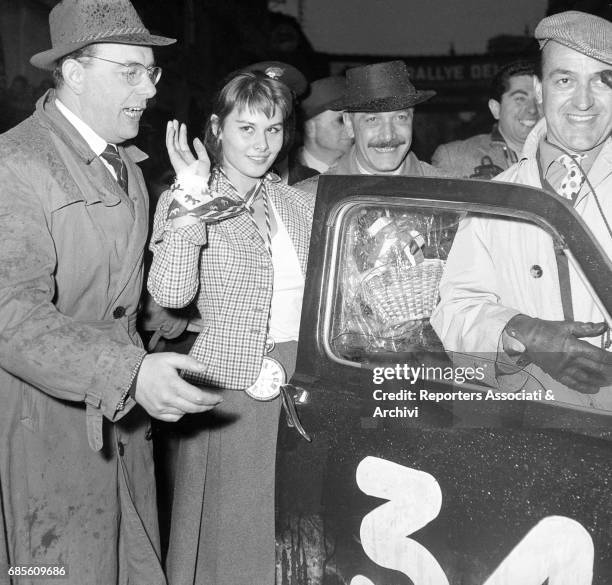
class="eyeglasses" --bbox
[87,55,162,86]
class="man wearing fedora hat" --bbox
[432,11,612,404]
[287,75,353,184]
[297,60,445,194]
[0,1,221,583]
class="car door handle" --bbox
[280,384,312,442]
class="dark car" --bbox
[275,175,612,585]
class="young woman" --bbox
[148,70,314,585]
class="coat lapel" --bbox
[585,139,612,191]
[107,145,149,308]
[268,183,309,275]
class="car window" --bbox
[328,201,460,361]
[319,197,612,416]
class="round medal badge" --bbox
[245,357,286,401]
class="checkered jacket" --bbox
[148,170,314,389]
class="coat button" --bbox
[117,441,125,456]
[530,265,543,278]
[145,427,153,441]
[113,306,126,319]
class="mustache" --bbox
[368,139,406,149]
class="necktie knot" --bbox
[557,153,585,202]
[100,145,128,192]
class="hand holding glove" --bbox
[504,314,612,394]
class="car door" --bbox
[276,175,612,585]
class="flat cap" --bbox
[241,61,308,97]
[535,10,612,65]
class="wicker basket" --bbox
[360,258,445,324]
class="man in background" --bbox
[432,60,539,179]
[287,75,352,184]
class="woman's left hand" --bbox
[166,120,210,178]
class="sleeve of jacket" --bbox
[0,163,145,421]
[431,142,472,178]
[431,143,452,171]
[148,187,208,309]
[430,215,520,354]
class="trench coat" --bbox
[431,119,612,409]
[0,92,166,585]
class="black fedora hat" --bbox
[31,0,176,71]
[337,60,435,112]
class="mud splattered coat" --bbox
[0,92,165,585]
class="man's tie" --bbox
[557,153,586,202]
[100,144,128,193]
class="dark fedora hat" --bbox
[300,76,345,120]
[30,0,176,71]
[241,61,309,98]
[337,60,435,112]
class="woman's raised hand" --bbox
[166,120,211,178]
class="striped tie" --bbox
[101,144,129,192]
[557,153,585,202]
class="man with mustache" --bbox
[432,11,612,405]
[432,60,540,179]
[297,60,445,193]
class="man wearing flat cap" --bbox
[0,0,221,583]
[287,75,353,184]
[297,60,445,194]
[432,11,612,406]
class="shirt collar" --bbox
[300,147,330,174]
[539,136,606,176]
[490,123,505,145]
[55,98,110,156]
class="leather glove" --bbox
[504,314,612,394]
[602,70,612,89]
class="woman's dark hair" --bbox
[204,70,295,166]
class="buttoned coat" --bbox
[431,119,612,409]
[431,126,518,179]
[148,171,315,389]
[0,92,165,585]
